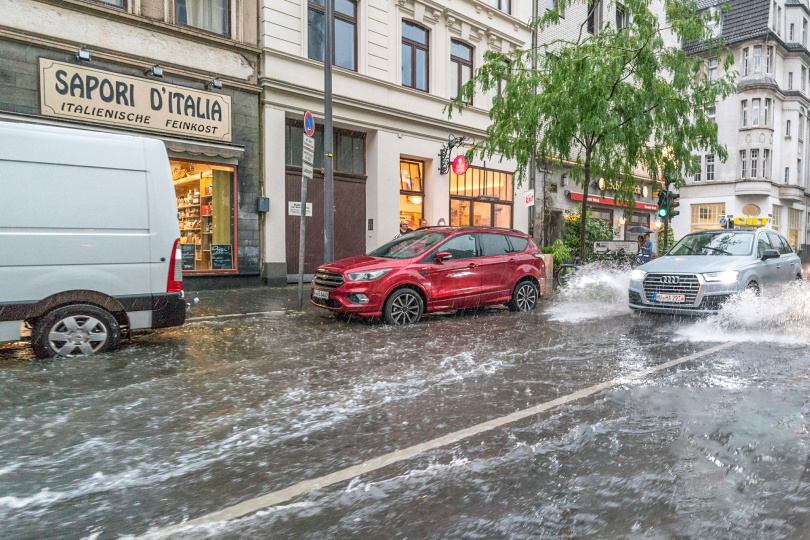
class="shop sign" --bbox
[288,201,313,217]
[568,191,658,211]
[524,189,535,207]
[594,241,638,254]
[38,58,232,142]
[734,216,769,227]
[452,155,469,175]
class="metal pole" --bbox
[323,0,335,263]
[298,177,308,310]
[664,220,669,252]
[529,0,538,242]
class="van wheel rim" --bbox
[391,293,420,324]
[516,283,537,311]
[48,316,108,357]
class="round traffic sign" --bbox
[303,111,315,137]
[452,155,469,175]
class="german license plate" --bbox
[313,289,329,300]
[654,293,685,303]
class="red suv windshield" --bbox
[368,231,448,259]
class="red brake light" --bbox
[167,238,183,292]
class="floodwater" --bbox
[1,273,808,539]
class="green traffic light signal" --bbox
[658,207,669,218]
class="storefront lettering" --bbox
[39,59,232,142]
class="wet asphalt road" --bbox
[1,279,809,539]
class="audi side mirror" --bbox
[435,251,452,262]
[761,249,780,260]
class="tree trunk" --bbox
[579,152,591,262]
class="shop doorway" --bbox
[449,166,513,228]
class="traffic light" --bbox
[657,190,670,218]
[668,191,680,218]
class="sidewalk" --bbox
[186,286,305,318]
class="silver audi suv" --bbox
[629,228,802,314]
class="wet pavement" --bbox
[1,270,809,539]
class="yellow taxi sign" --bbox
[734,217,769,227]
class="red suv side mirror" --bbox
[435,251,452,262]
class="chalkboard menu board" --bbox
[211,244,233,270]
[181,244,196,270]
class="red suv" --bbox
[311,227,546,324]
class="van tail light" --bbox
[167,238,183,292]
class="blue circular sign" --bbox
[719,218,727,225]
[304,112,315,137]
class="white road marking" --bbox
[187,311,281,321]
[143,341,734,537]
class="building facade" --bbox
[674,0,810,250]
[0,0,262,288]
[261,0,533,284]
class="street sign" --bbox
[719,217,727,226]
[302,132,315,180]
[303,111,315,137]
[452,155,469,175]
[525,189,535,207]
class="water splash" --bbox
[679,281,810,344]
[546,264,633,322]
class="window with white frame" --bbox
[708,58,718,80]
[789,71,794,89]
[742,99,748,127]
[707,8,722,38]
[763,149,769,178]
[708,105,716,123]
[785,166,790,183]
[706,154,715,180]
[752,98,760,126]
[803,66,807,91]
[694,159,702,182]
[765,98,770,125]
[616,2,627,30]
[772,204,783,231]
[801,114,805,142]
[754,46,762,72]
[787,119,792,137]
[743,48,749,75]
[799,159,803,185]
[766,46,773,73]
[804,19,808,46]
[751,149,758,178]
[740,149,747,178]
[791,23,795,41]
[788,208,801,249]
[489,0,511,14]
[773,2,777,31]
[176,0,229,36]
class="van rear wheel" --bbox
[32,304,120,359]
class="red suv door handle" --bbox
[508,258,515,263]
[468,263,477,269]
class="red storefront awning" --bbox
[568,192,658,211]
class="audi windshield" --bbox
[368,231,448,259]
[668,231,754,256]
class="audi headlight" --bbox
[703,270,739,284]
[630,269,647,281]
[347,268,392,282]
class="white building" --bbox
[674,0,810,250]
[261,0,532,283]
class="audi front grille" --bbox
[642,273,701,304]
[313,270,345,291]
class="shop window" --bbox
[402,21,429,92]
[690,202,725,231]
[284,121,364,175]
[172,160,236,272]
[789,208,801,249]
[176,0,229,36]
[400,159,424,228]
[307,0,357,71]
[772,204,783,231]
[450,166,513,227]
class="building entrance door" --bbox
[285,170,366,279]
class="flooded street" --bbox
[1,272,809,539]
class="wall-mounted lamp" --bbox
[654,220,663,229]
[207,79,223,90]
[618,217,627,225]
[76,48,91,62]
[145,65,164,78]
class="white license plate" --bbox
[654,293,686,303]
[313,289,329,300]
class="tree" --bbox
[448,0,736,261]
[563,211,616,261]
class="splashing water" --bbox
[546,264,633,322]
[680,281,810,344]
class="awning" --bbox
[568,191,658,211]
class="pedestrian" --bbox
[437,218,447,226]
[419,219,428,228]
[643,233,653,257]
[639,234,652,263]
[394,220,412,239]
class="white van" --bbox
[0,121,185,358]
